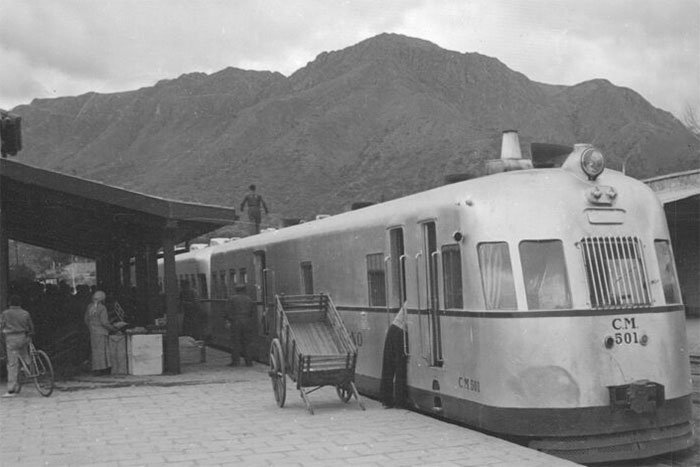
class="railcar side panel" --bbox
[170,152,692,462]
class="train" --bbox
[160,131,694,463]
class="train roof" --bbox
[209,158,661,256]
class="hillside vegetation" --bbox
[13,33,699,221]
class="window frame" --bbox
[654,239,682,305]
[477,241,517,310]
[300,261,314,295]
[441,244,463,309]
[518,239,572,310]
[366,252,387,307]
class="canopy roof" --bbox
[1,158,237,257]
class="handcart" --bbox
[268,293,365,414]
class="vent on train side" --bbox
[579,236,652,308]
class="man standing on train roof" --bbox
[379,302,409,409]
[1,295,35,397]
[240,184,269,235]
[225,285,256,367]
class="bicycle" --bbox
[15,339,54,397]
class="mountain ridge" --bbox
[11,33,699,221]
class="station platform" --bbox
[2,318,698,467]
[0,339,577,467]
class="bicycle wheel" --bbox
[33,350,54,397]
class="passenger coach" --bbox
[168,132,693,463]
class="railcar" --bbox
[171,132,693,463]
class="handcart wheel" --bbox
[269,338,286,408]
[336,385,352,403]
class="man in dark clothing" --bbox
[379,303,408,408]
[179,281,200,339]
[240,184,269,235]
[1,295,35,397]
[225,287,257,366]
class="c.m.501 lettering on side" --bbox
[458,376,480,393]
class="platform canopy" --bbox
[0,158,237,258]
[1,157,238,374]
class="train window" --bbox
[197,273,208,299]
[519,240,571,310]
[300,262,314,294]
[240,268,247,284]
[211,273,219,298]
[580,237,651,308]
[229,269,237,295]
[441,244,463,309]
[219,271,227,298]
[366,253,387,306]
[654,240,682,304]
[477,242,516,310]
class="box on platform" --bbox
[126,333,163,375]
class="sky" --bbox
[0,0,698,121]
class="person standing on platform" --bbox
[84,290,117,376]
[179,281,200,339]
[225,286,256,366]
[240,184,269,235]
[1,295,34,397]
[380,302,409,408]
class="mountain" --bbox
[11,33,699,220]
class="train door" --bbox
[263,267,276,335]
[423,221,443,366]
[389,227,407,306]
[388,227,409,362]
[253,251,268,333]
[253,251,265,303]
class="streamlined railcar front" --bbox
[438,146,693,463]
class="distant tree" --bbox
[683,104,700,141]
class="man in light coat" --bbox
[1,295,35,397]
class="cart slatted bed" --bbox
[268,294,365,414]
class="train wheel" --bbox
[336,385,352,403]
[269,339,286,408]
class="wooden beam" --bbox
[162,227,180,374]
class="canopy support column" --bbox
[134,248,149,325]
[162,223,180,374]
[145,244,159,326]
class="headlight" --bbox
[580,147,605,180]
